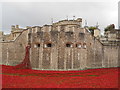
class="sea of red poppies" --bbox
[1,65,119,88]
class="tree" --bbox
[104,24,115,32]
[88,26,97,35]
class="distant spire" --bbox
[51,18,53,24]
[96,22,99,28]
[85,20,87,26]
[84,20,88,28]
[66,15,68,20]
[73,15,75,20]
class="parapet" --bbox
[11,25,24,33]
[76,18,82,22]
[11,25,19,30]
[53,18,82,27]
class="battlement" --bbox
[11,25,24,33]
[53,18,82,27]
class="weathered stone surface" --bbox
[0,18,119,70]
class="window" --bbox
[44,43,52,48]
[79,33,85,39]
[37,44,40,47]
[66,44,71,47]
[66,43,73,47]
[66,31,73,34]
[47,43,52,47]
[34,43,40,48]
[65,31,73,36]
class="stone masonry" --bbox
[0,18,119,70]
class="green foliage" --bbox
[104,24,115,32]
[88,26,97,30]
[88,26,97,35]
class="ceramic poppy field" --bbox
[1,65,119,88]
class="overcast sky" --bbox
[0,0,119,34]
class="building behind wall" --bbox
[0,18,119,70]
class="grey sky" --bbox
[0,1,119,34]
[118,1,120,29]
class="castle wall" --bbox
[29,26,97,70]
[118,46,120,67]
[103,45,118,68]
[22,25,119,70]
[0,42,2,64]
[1,30,28,65]
[1,19,119,70]
[1,27,119,70]
[30,26,88,70]
[85,30,103,69]
[0,32,3,64]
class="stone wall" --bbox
[1,20,119,70]
[103,45,119,68]
[0,42,2,64]
[29,26,119,70]
[118,45,120,67]
[1,30,28,65]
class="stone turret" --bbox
[16,25,19,29]
[76,18,82,22]
[0,31,4,41]
[53,18,82,27]
[11,25,15,31]
[11,25,24,40]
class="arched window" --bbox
[44,43,52,48]
[37,44,40,47]
[66,43,73,47]
[47,43,52,47]
[34,43,40,48]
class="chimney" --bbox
[16,25,19,29]
[11,25,15,31]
